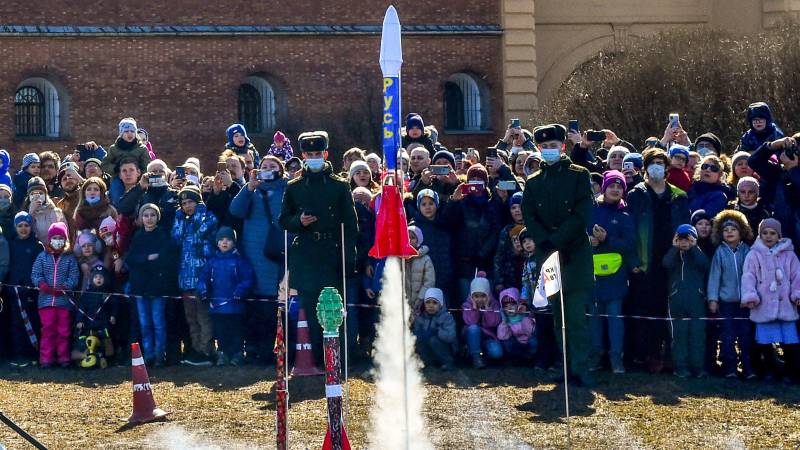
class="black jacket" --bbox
[6,235,41,286]
[411,207,455,287]
[449,192,501,279]
[117,184,180,230]
[125,226,179,297]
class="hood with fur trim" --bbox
[711,209,754,246]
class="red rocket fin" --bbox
[321,424,351,450]
[369,184,417,259]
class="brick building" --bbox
[6,0,798,169]
[0,0,505,168]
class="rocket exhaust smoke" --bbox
[368,257,433,450]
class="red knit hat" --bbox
[273,131,286,143]
[466,164,489,183]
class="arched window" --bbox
[443,73,490,132]
[238,76,276,134]
[444,82,464,130]
[238,84,261,133]
[15,78,63,137]
[15,87,45,137]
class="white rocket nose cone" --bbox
[380,5,403,77]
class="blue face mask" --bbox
[304,158,325,173]
[541,148,561,164]
[85,195,101,205]
[647,164,665,180]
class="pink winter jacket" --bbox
[497,316,535,344]
[462,295,501,340]
[741,238,800,323]
[496,287,535,344]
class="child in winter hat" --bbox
[266,130,294,161]
[462,270,502,369]
[741,217,800,377]
[32,221,80,367]
[412,287,457,370]
[118,117,137,135]
[497,287,536,359]
[405,225,436,310]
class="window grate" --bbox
[444,73,485,131]
[238,83,262,134]
[15,86,45,137]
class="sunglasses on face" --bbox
[701,163,720,173]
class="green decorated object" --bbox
[317,287,344,337]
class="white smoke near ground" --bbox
[368,257,434,450]
[143,425,259,450]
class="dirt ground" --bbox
[0,363,799,449]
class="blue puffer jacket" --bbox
[707,242,750,303]
[0,150,11,187]
[589,199,636,301]
[229,179,287,297]
[171,204,218,291]
[12,170,32,209]
[30,247,80,309]
[688,182,730,218]
[740,102,784,153]
[198,248,255,314]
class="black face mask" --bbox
[116,136,137,150]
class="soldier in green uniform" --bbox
[278,131,359,364]
[521,124,595,387]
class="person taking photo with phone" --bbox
[229,155,288,365]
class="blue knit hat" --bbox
[416,189,439,209]
[22,153,40,170]
[118,117,137,135]
[622,152,643,170]
[14,211,32,226]
[216,226,237,243]
[226,123,251,148]
[676,224,698,239]
[668,144,690,161]
[509,191,524,208]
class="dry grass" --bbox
[1,364,799,449]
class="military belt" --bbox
[306,231,334,241]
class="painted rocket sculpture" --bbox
[274,307,288,450]
[318,287,352,450]
[370,5,417,259]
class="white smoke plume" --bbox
[368,257,434,450]
[143,425,258,450]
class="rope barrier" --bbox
[2,282,758,322]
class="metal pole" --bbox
[398,256,411,450]
[340,222,350,428]
[556,253,571,449]
[0,411,48,450]
[283,230,290,450]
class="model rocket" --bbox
[318,288,352,450]
[274,307,288,450]
[370,5,417,259]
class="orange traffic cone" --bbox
[126,342,168,424]
[291,307,323,376]
[369,184,417,259]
